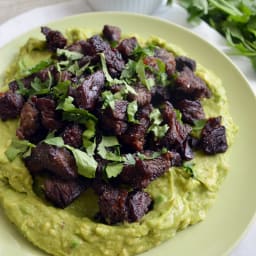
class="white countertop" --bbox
[0,1,255,256]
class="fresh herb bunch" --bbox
[177,0,256,70]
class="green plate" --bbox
[0,12,255,256]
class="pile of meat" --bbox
[0,25,228,224]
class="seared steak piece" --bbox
[103,25,121,42]
[16,97,40,140]
[120,152,172,189]
[67,40,87,54]
[25,143,78,179]
[159,101,191,151]
[199,116,228,154]
[154,47,176,76]
[36,97,62,131]
[71,71,105,111]
[128,84,152,106]
[120,104,152,152]
[104,48,125,78]
[176,99,205,125]
[117,37,138,59]
[175,56,196,72]
[174,67,211,100]
[126,190,152,222]
[101,100,128,136]
[0,91,24,121]
[44,177,86,208]
[62,124,83,148]
[98,186,152,224]
[83,35,110,56]
[150,85,171,106]
[41,26,67,51]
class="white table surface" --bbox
[0,1,255,256]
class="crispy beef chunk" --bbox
[150,85,171,106]
[9,75,35,91]
[176,99,205,125]
[0,91,24,121]
[98,187,128,224]
[67,40,87,53]
[154,47,176,76]
[83,35,110,56]
[120,104,152,152]
[98,187,152,224]
[44,177,86,208]
[41,26,67,51]
[103,25,121,42]
[104,48,125,78]
[25,143,78,179]
[120,152,172,189]
[175,67,211,100]
[71,71,105,110]
[16,97,40,140]
[175,56,196,72]
[62,124,83,148]
[117,37,138,59]
[128,84,152,106]
[101,100,128,136]
[160,101,191,151]
[126,190,152,222]
[199,116,228,154]
[36,97,62,131]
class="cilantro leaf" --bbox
[105,162,124,178]
[26,60,52,76]
[182,161,196,178]
[5,139,35,162]
[191,119,207,138]
[57,96,97,123]
[127,101,139,124]
[43,136,98,179]
[57,49,84,61]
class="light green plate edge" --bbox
[0,12,255,256]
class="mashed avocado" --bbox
[0,29,237,256]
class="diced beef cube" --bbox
[104,48,125,78]
[199,116,228,154]
[41,26,67,51]
[101,100,128,136]
[159,101,191,151]
[120,152,172,189]
[44,177,86,208]
[174,67,211,100]
[154,47,176,76]
[83,35,110,56]
[98,187,128,224]
[16,97,40,140]
[67,40,87,53]
[120,105,152,152]
[62,124,83,148]
[126,191,152,222]
[176,99,205,125]
[71,71,105,110]
[175,56,196,72]
[0,91,24,121]
[36,97,62,131]
[117,37,138,59]
[25,143,78,179]
[98,187,152,224]
[103,25,121,42]
[128,84,151,106]
[150,85,171,106]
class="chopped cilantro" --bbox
[5,139,35,162]
[191,119,207,138]
[82,119,97,156]
[105,162,123,178]
[57,49,83,61]
[147,108,169,139]
[57,96,97,124]
[25,60,52,76]
[127,101,139,124]
[182,161,196,178]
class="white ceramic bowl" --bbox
[87,0,167,14]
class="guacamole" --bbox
[0,28,237,256]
